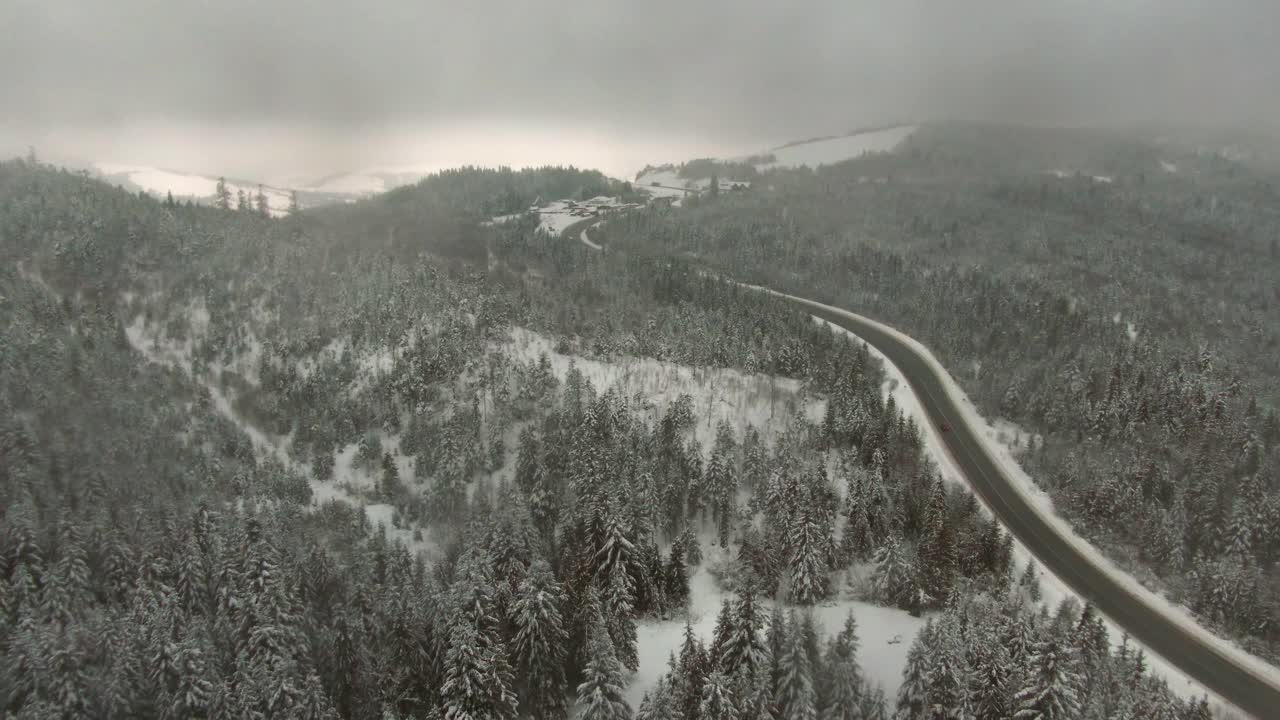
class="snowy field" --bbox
[755,125,917,170]
[95,162,294,216]
[532,196,637,235]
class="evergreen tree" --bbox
[774,614,817,720]
[256,185,270,217]
[818,612,862,717]
[215,177,232,209]
[1013,637,1080,720]
[896,629,930,719]
[511,561,568,720]
[1019,559,1042,603]
[636,676,677,720]
[720,592,768,679]
[288,190,301,216]
[674,622,709,720]
[576,615,633,720]
[698,669,737,720]
[603,563,639,672]
[788,508,828,605]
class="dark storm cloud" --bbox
[3,0,1279,176]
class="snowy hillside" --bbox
[756,124,917,170]
[94,163,295,216]
[304,163,447,197]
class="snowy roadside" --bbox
[794,304,1269,717]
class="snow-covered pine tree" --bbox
[788,508,828,605]
[872,537,922,613]
[1019,559,1042,602]
[719,591,768,679]
[255,185,270,217]
[215,177,231,209]
[774,613,817,720]
[916,477,956,604]
[698,669,737,720]
[511,560,569,720]
[576,614,633,720]
[673,621,709,720]
[896,624,931,719]
[1013,637,1080,720]
[603,563,639,672]
[636,675,677,720]
[817,612,862,716]
[441,552,518,720]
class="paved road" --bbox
[560,216,604,250]
[771,291,1276,718]
[561,209,1277,715]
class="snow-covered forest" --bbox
[0,146,1240,719]
[594,123,1280,668]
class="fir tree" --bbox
[576,615,633,720]
[1013,637,1080,720]
[788,508,828,605]
[774,614,817,720]
[255,185,270,217]
[511,561,568,720]
[215,177,232,209]
[1019,559,1042,603]
[896,628,930,719]
[698,669,737,720]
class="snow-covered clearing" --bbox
[1161,160,1179,173]
[124,302,439,560]
[630,534,926,707]
[498,323,926,706]
[755,125,917,170]
[632,170,748,198]
[94,162,294,216]
[533,197,633,235]
[499,326,823,452]
[788,300,1276,715]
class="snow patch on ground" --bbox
[629,534,926,708]
[1161,160,1179,173]
[499,326,823,452]
[756,125,917,170]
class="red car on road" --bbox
[940,421,952,433]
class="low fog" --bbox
[3,0,1278,179]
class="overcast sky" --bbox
[3,0,1278,180]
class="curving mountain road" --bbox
[764,289,1278,719]
[559,206,1279,716]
